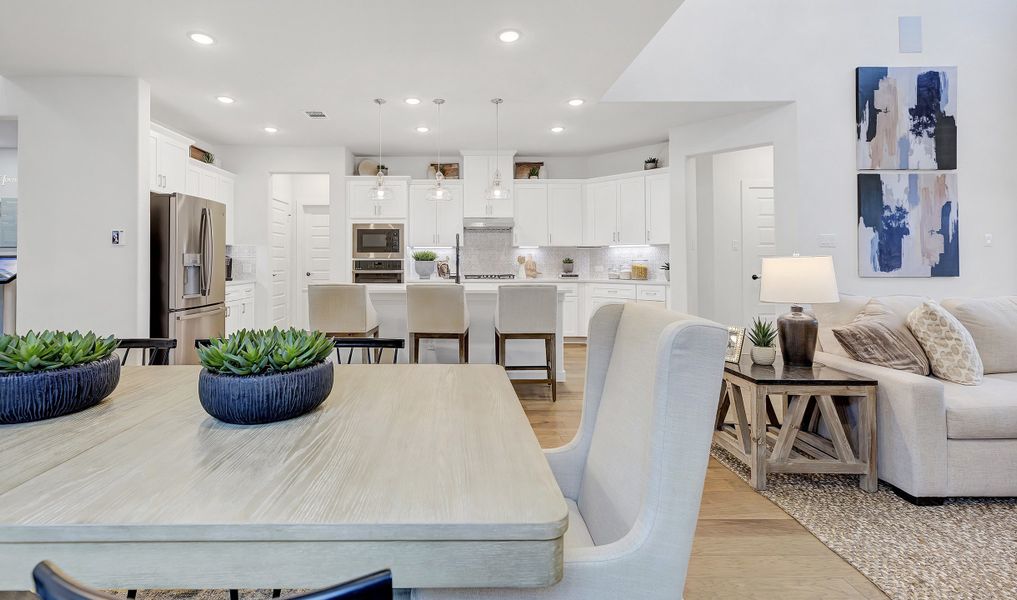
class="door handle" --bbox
[751,274,760,280]
[198,208,209,295]
[306,271,311,276]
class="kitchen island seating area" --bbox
[406,284,471,364]
[495,284,559,402]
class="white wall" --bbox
[0,148,16,197]
[607,0,1017,307]
[291,173,330,205]
[1,76,151,335]
[218,146,349,328]
[586,141,668,177]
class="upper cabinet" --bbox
[347,177,409,220]
[512,182,548,246]
[462,152,515,218]
[513,181,583,247]
[582,168,669,246]
[409,181,463,247]
[149,125,189,193]
[645,172,670,245]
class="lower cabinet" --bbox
[559,283,579,337]
[225,283,256,335]
[582,283,670,336]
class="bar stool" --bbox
[308,283,380,363]
[406,284,470,364]
[495,284,557,402]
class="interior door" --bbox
[270,194,291,328]
[741,179,777,325]
[296,204,331,329]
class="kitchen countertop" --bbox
[225,280,256,287]
[400,278,670,286]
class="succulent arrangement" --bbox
[562,257,574,264]
[747,317,777,348]
[645,157,658,163]
[412,249,438,261]
[196,328,334,376]
[528,166,541,178]
[0,331,118,374]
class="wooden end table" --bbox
[714,357,878,492]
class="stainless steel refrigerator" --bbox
[150,192,226,364]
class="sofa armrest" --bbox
[815,351,949,496]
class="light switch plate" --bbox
[818,234,837,248]
[984,234,993,247]
[111,229,126,246]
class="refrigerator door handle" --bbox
[206,207,215,299]
[198,207,209,296]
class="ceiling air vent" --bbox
[304,110,328,120]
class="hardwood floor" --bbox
[514,343,888,600]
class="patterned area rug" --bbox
[710,445,1017,600]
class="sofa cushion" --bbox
[832,300,930,375]
[943,373,1017,439]
[941,297,1017,374]
[908,300,984,385]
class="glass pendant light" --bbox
[426,98,454,202]
[485,98,511,201]
[367,98,393,202]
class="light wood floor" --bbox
[515,343,888,600]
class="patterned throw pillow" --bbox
[832,303,930,375]
[907,300,984,385]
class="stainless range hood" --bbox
[462,217,514,231]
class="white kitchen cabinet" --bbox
[547,183,583,247]
[225,283,256,335]
[409,181,463,247]
[149,125,190,193]
[218,175,236,245]
[462,152,514,218]
[513,183,547,246]
[645,172,670,245]
[586,181,618,245]
[347,177,408,220]
[148,132,160,191]
[559,283,580,337]
[617,176,646,245]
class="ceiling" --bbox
[0,0,775,155]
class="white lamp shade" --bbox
[759,255,839,304]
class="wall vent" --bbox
[304,110,328,119]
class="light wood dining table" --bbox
[0,365,568,591]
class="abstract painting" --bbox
[858,173,958,277]
[856,67,957,170]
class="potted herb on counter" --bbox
[747,318,778,366]
[562,257,574,273]
[644,157,659,170]
[0,331,120,424]
[660,262,670,281]
[413,249,438,280]
[196,328,335,425]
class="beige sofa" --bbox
[813,295,1017,503]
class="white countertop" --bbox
[399,278,670,286]
[225,280,256,287]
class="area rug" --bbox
[710,445,1017,600]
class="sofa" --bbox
[812,294,1017,502]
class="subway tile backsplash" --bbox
[226,244,257,281]
[458,230,669,280]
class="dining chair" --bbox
[413,302,728,599]
[494,284,558,402]
[32,561,393,600]
[116,338,177,366]
[309,284,381,363]
[406,284,469,364]
[333,337,405,364]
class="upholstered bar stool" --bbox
[406,284,470,364]
[495,284,558,402]
[308,283,380,363]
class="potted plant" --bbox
[0,331,120,424]
[660,262,670,281]
[644,157,659,170]
[747,317,778,366]
[413,249,438,280]
[528,166,541,179]
[562,257,574,273]
[377,164,389,176]
[196,328,335,425]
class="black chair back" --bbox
[333,337,404,364]
[33,562,393,600]
[116,338,177,366]
[194,338,211,349]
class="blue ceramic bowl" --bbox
[198,361,334,425]
[0,355,121,424]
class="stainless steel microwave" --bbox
[352,223,404,259]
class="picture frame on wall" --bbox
[725,327,746,363]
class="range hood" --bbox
[463,217,514,231]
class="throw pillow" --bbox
[907,300,984,385]
[832,300,930,375]
[941,297,1017,374]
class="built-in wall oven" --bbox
[352,223,404,283]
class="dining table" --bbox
[0,364,568,591]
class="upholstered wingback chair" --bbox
[414,302,728,599]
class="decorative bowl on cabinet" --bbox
[0,355,121,424]
[198,360,334,425]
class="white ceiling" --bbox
[0,0,775,155]
[0,120,15,148]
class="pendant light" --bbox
[367,98,393,202]
[485,98,511,201]
[426,98,454,202]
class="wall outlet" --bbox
[111,229,126,246]
[984,233,993,247]
[818,234,837,248]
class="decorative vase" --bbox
[562,262,574,273]
[414,260,437,280]
[0,355,121,424]
[644,161,658,170]
[198,361,334,425]
[750,346,777,366]
[529,175,539,179]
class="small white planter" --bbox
[414,260,437,280]
[750,346,777,366]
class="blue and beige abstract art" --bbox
[856,67,957,170]
[858,173,959,277]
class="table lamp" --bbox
[759,255,839,366]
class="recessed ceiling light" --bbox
[405,98,421,105]
[498,29,521,43]
[264,126,278,134]
[550,126,564,134]
[416,126,430,133]
[188,32,215,45]
[216,96,235,104]
[568,98,585,107]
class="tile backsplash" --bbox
[457,230,669,280]
[226,244,257,281]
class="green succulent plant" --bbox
[197,328,334,376]
[0,330,118,373]
[412,250,437,261]
[747,317,777,348]
[562,257,574,264]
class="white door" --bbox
[270,194,291,328]
[547,183,582,247]
[617,176,647,244]
[741,180,777,325]
[588,181,617,245]
[295,204,331,329]
[645,173,670,245]
[435,183,464,247]
[513,183,548,246]
[409,184,438,247]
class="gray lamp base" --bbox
[777,305,818,366]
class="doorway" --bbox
[694,145,775,328]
